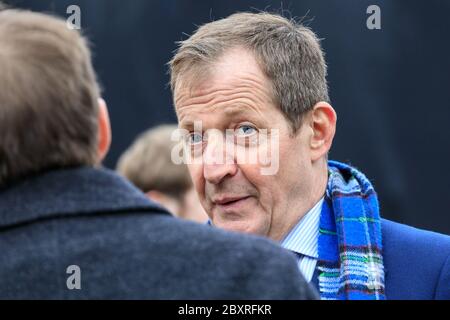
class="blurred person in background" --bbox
[170,11,450,300]
[117,125,208,223]
[0,7,316,300]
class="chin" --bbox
[214,218,266,236]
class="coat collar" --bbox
[0,166,169,228]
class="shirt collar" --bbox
[280,197,323,259]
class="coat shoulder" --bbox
[381,219,450,299]
[125,215,317,299]
[382,218,450,254]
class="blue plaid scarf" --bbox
[317,161,385,300]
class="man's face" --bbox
[175,47,318,241]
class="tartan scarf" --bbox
[317,160,385,300]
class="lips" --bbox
[212,195,252,212]
[213,196,251,205]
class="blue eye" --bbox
[187,132,203,145]
[236,125,257,136]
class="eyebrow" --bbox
[222,105,250,117]
[179,120,195,130]
[179,104,257,130]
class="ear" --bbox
[96,98,112,164]
[309,102,337,162]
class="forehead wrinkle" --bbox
[196,73,270,100]
[176,69,275,128]
[176,80,271,112]
[178,91,266,118]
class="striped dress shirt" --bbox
[280,198,323,282]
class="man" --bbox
[0,8,317,299]
[117,125,208,222]
[170,12,450,299]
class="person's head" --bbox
[170,12,337,241]
[117,125,208,223]
[0,8,111,188]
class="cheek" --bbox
[238,164,276,211]
[276,140,312,199]
[187,164,205,197]
[249,146,301,211]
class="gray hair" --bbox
[169,12,329,132]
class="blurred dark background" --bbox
[5,0,450,234]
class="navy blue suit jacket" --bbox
[381,219,450,299]
[312,219,450,299]
[0,167,316,299]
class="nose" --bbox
[203,131,237,185]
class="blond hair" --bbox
[117,125,192,199]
